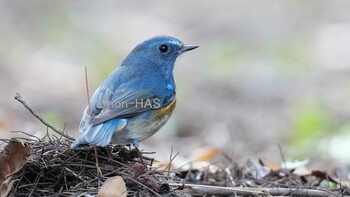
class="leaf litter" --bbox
[0,133,349,197]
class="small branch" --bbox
[125,177,161,197]
[168,146,173,176]
[14,93,74,141]
[278,144,287,169]
[169,183,265,196]
[10,130,41,141]
[167,146,180,176]
[266,187,338,197]
[85,67,91,110]
[168,183,339,196]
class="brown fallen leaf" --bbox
[1,180,16,197]
[0,138,32,197]
[98,176,127,197]
[132,162,146,178]
[195,147,221,161]
[310,170,338,183]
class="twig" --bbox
[28,170,43,197]
[85,66,91,110]
[278,144,287,169]
[93,146,102,189]
[10,130,41,141]
[169,183,264,195]
[168,183,340,196]
[14,93,74,141]
[167,146,180,176]
[168,146,173,176]
[225,167,236,186]
[125,177,161,197]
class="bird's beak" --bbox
[178,45,198,55]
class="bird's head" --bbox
[122,36,198,71]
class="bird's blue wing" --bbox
[81,76,174,125]
[88,88,166,125]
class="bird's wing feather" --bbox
[88,88,162,125]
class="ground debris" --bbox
[175,158,350,196]
[0,138,32,196]
[1,134,350,197]
[1,134,182,197]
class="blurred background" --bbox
[1,0,350,169]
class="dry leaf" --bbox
[132,163,146,178]
[195,147,221,161]
[245,159,271,179]
[0,138,32,197]
[98,176,127,197]
[310,170,338,183]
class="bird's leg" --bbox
[132,140,145,165]
[105,145,112,160]
[135,147,145,165]
[127,143,132,151]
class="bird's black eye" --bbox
[158,44,169,53]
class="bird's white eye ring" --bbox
[158,44,169,53]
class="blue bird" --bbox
[71,36,197,148]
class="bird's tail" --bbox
[70,118,127,148]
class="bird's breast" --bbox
[125,98,176,141]
[153,98,176,118]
